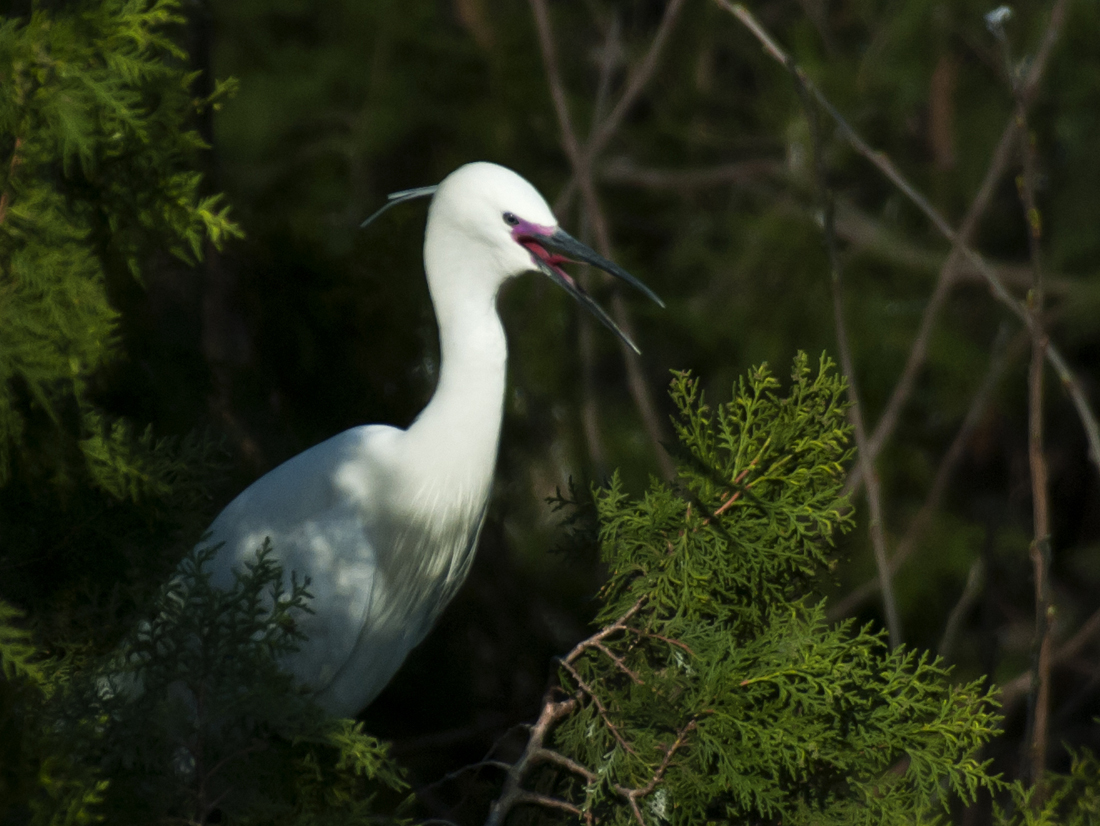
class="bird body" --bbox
[200,162,660,716]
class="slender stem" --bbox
[0,136,23,227]
[862,116,1023,467]
[530,0,677,479]
[791,32,901,646]
[719,0,1100,480]
[484,697,577,826]
[827,327,1025,620]
[582,0,688,165]
[938,558,985,660]
[1001,607,1100,708]
[1016,94,1053,799]
[574,16,623,475]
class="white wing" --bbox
[204,425,397,709]
[201,423,489,717]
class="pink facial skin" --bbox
[510,219,577,287]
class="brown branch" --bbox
[1015,84,1054,798]
[0,136,24,226]
[593,640,644,684]
[599,163,1060,295]
[575,17,624,475]
[583,0,689,165]
[530,0,679,479]
[938,558,985,660]
[484,697,577,826]
[486,596,697,826]
[785,22,901,646]
[713,457,761,517]
[1000,608,1100,708]
[861,116,1021,468]
[844,0,1066,492]
[643,630,695,656]
[562,596,647,665]
[611,720,697,826]
[720,0,1100,480]
[511,791,583,817]
[558,657,638,755]
[827,327,1026,620]
[533,747,598,781]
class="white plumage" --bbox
[202,162,660,716]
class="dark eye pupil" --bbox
[503,212,519,226]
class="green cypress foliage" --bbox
[493,354,1004,825]
[0,0,240,494]
[8,542,405,825]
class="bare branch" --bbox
[584,0,689,164]
[530,0,679,478]
[828,327,1025,620]
[558,657,638,755]
[785,20,901,646]
[1000,608,1100,708]
[1013,78,1054,796]
[533,747,598,782]
[719,0,1100,479]
[511,791,583,817]
[484,697,577,826]
[938,558,985,660]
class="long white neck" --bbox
[404,239,508,497]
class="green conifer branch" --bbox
[0,0,241,492]
[488,355,1004,825]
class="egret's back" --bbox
[205,423,490,716]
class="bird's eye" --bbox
[502,212,520,226]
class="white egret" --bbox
[203,162,662,716]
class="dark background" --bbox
[8,0,1100,815]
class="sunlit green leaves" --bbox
[543,356,1002,825]
[0,0,241,493]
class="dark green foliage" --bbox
[530,356,1002,824]
[994,749,1100,825]
[4,543,406,825]
[0,0,239,493]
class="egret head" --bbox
[367,162,662,354]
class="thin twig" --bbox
[486,596,696,826]
[938,558,985,660]
[1000,607,1100,708]
[575,16,624,475]
[530,0,679,479]
[1013,73,1054,797]
[720,0,1100,479]
[599,158,784,190]
[791,30,900,646]
[827,327,1026,620]
[599,162,1056,294]
[593,640,644,684]
[558,657,638,755]
[0,136,23,226]
[611,720,697,826]
[845,0,1069,493]
[533,747,598,781]
[582,0,689,166]
[511,791,583,817]
[561,596,646,665]
[861,119,1021,469]
[484,697,577,826]
[713,457,761,517]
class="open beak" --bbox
[513,222,664,355]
